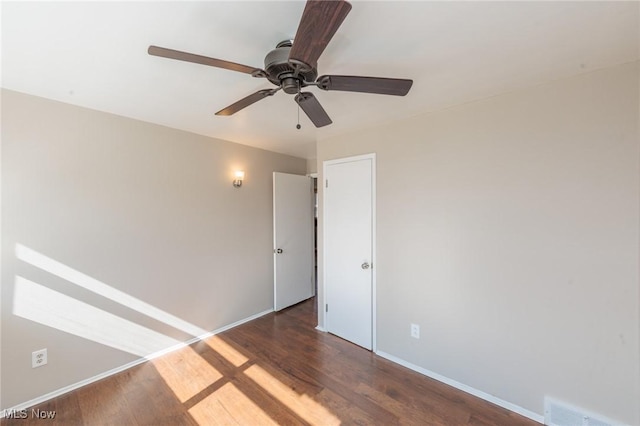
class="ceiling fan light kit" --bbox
[148,0,413,128]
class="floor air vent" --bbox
[544,398,616,426]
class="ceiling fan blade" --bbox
[215,88,280,116]
[289,0,352,71]
[316,75,413,96]
[295,92,332,128]
[148,46,266,77]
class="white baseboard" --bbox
[1,308,273,417]
[315,325,327,332]
[375,350,544,424]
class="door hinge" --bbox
[325,304,328,312]
[325,179,328,188]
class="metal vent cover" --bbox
[544,397,616,426]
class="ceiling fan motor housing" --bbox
[264,42,317,94]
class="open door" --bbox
[273,172,314,311]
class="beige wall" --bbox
[1,89,306,409]
[306,158,318,175]
[317,62,640,424]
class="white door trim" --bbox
[322,153,376,351]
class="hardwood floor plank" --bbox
[187,380,279,426]
[1,297,539,426]
[49,393,83,426]
[229,373,310,426]
[354,382,462,425]
[75,375,139,425]
[116,365,197,426]
[311,388,380,426]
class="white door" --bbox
[324,154,374,350]
[273,172,314,311]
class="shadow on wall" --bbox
[10,244,340,424]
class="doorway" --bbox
[312,175,318,294]
[273,172,314,311]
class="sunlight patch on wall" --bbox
[188,382,277,425]
[13,276,181,357]
[244,364,340,425]
[15,243,207,336]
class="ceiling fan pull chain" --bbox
[296,83,302,129]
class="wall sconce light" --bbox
[233,170,245,188]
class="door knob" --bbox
[361,262,370,269]
[275,248,283,254]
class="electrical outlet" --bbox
[32,349,47,368]
[410,323,420,339]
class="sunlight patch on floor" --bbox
[244,364,341,425]
[203,335,249,367]
[152,347,223,403]
[188,382,278,426]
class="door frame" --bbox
[308,173,318,296]
[322,153,377,351]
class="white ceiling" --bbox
[2,1,638,159]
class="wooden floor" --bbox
[2,298,538,425]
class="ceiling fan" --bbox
[148,0,412,128]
